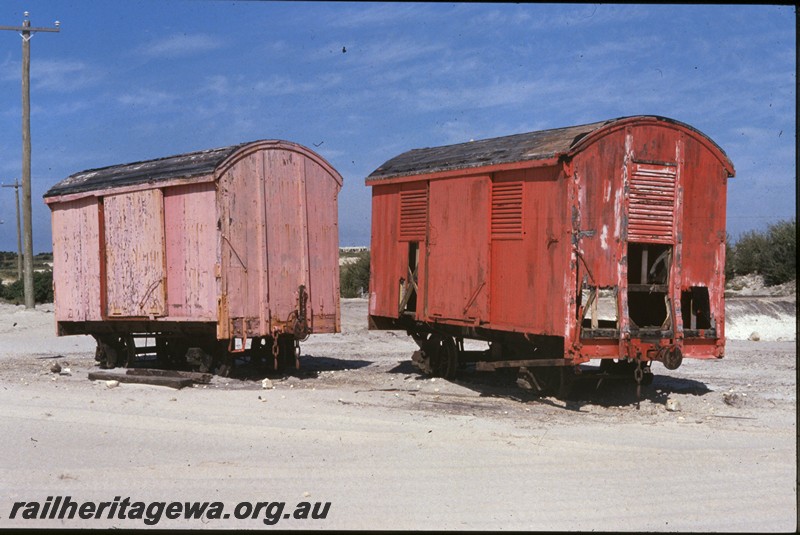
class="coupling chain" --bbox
[272,330,280,369]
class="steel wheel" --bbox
[428,334,458,380]
[543,366,574,400]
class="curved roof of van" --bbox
[366,115,734,182]
[44,139,342,199]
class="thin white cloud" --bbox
[333,37,446,67]
[35,59,102,91]
[466,7,534,27]
[327,4,433,29]
[453,3,648,32]
[0,147,20,174]
[49,100,92,116]
[27,99,93,118]
[252,75,317,95]
[574,34,665,62]
[533,4,651,30]
[438,118,554,146]
[309,37,468,89]
[2,58,100,92]
[117,89,177,108]
[264,40,291,54]
[413,77,550,113]
[139,33,224,58]
[0,57,16,82]
[201,72,341,98]
[202,74,230,96]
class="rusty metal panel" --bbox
[103,189,166,317]
[424,175,490,323]
[164,182,218,319]
[50,197,102,321]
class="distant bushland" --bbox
[0,269,53,304]
[0,252,55,304]
[340,250,370,298]
[727,218,796,286]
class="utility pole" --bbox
[1,180,23,279]
[1,12,60,308]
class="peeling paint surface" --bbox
[367,116,733,363]
[164,182,217,319]
[103,189,166,317]
[50,197,102,322]
[218,144,342,338]
[425,175,490,323]
[600,224,608,251]
[47,140,342,341]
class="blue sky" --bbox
[0,2,795,252]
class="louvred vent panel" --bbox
[399,188,428,241]
[628,163,677,243]
[491,182,523,240]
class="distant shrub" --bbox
[729,218,796,286]
[34,270,54,303]
[0,277,14,302]
[724,233,735,282]
[761,219,796,286]
[0,270,53,304]
[732,229,769,276]
[340,251,370,298]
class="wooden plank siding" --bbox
[164,182,218,319]
[103,189,166,317]
[366,116,734,363]
[50,197,102,322]
[45,140,342,341]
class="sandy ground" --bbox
[0,296,796,531]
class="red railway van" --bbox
[365,116,734,395]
